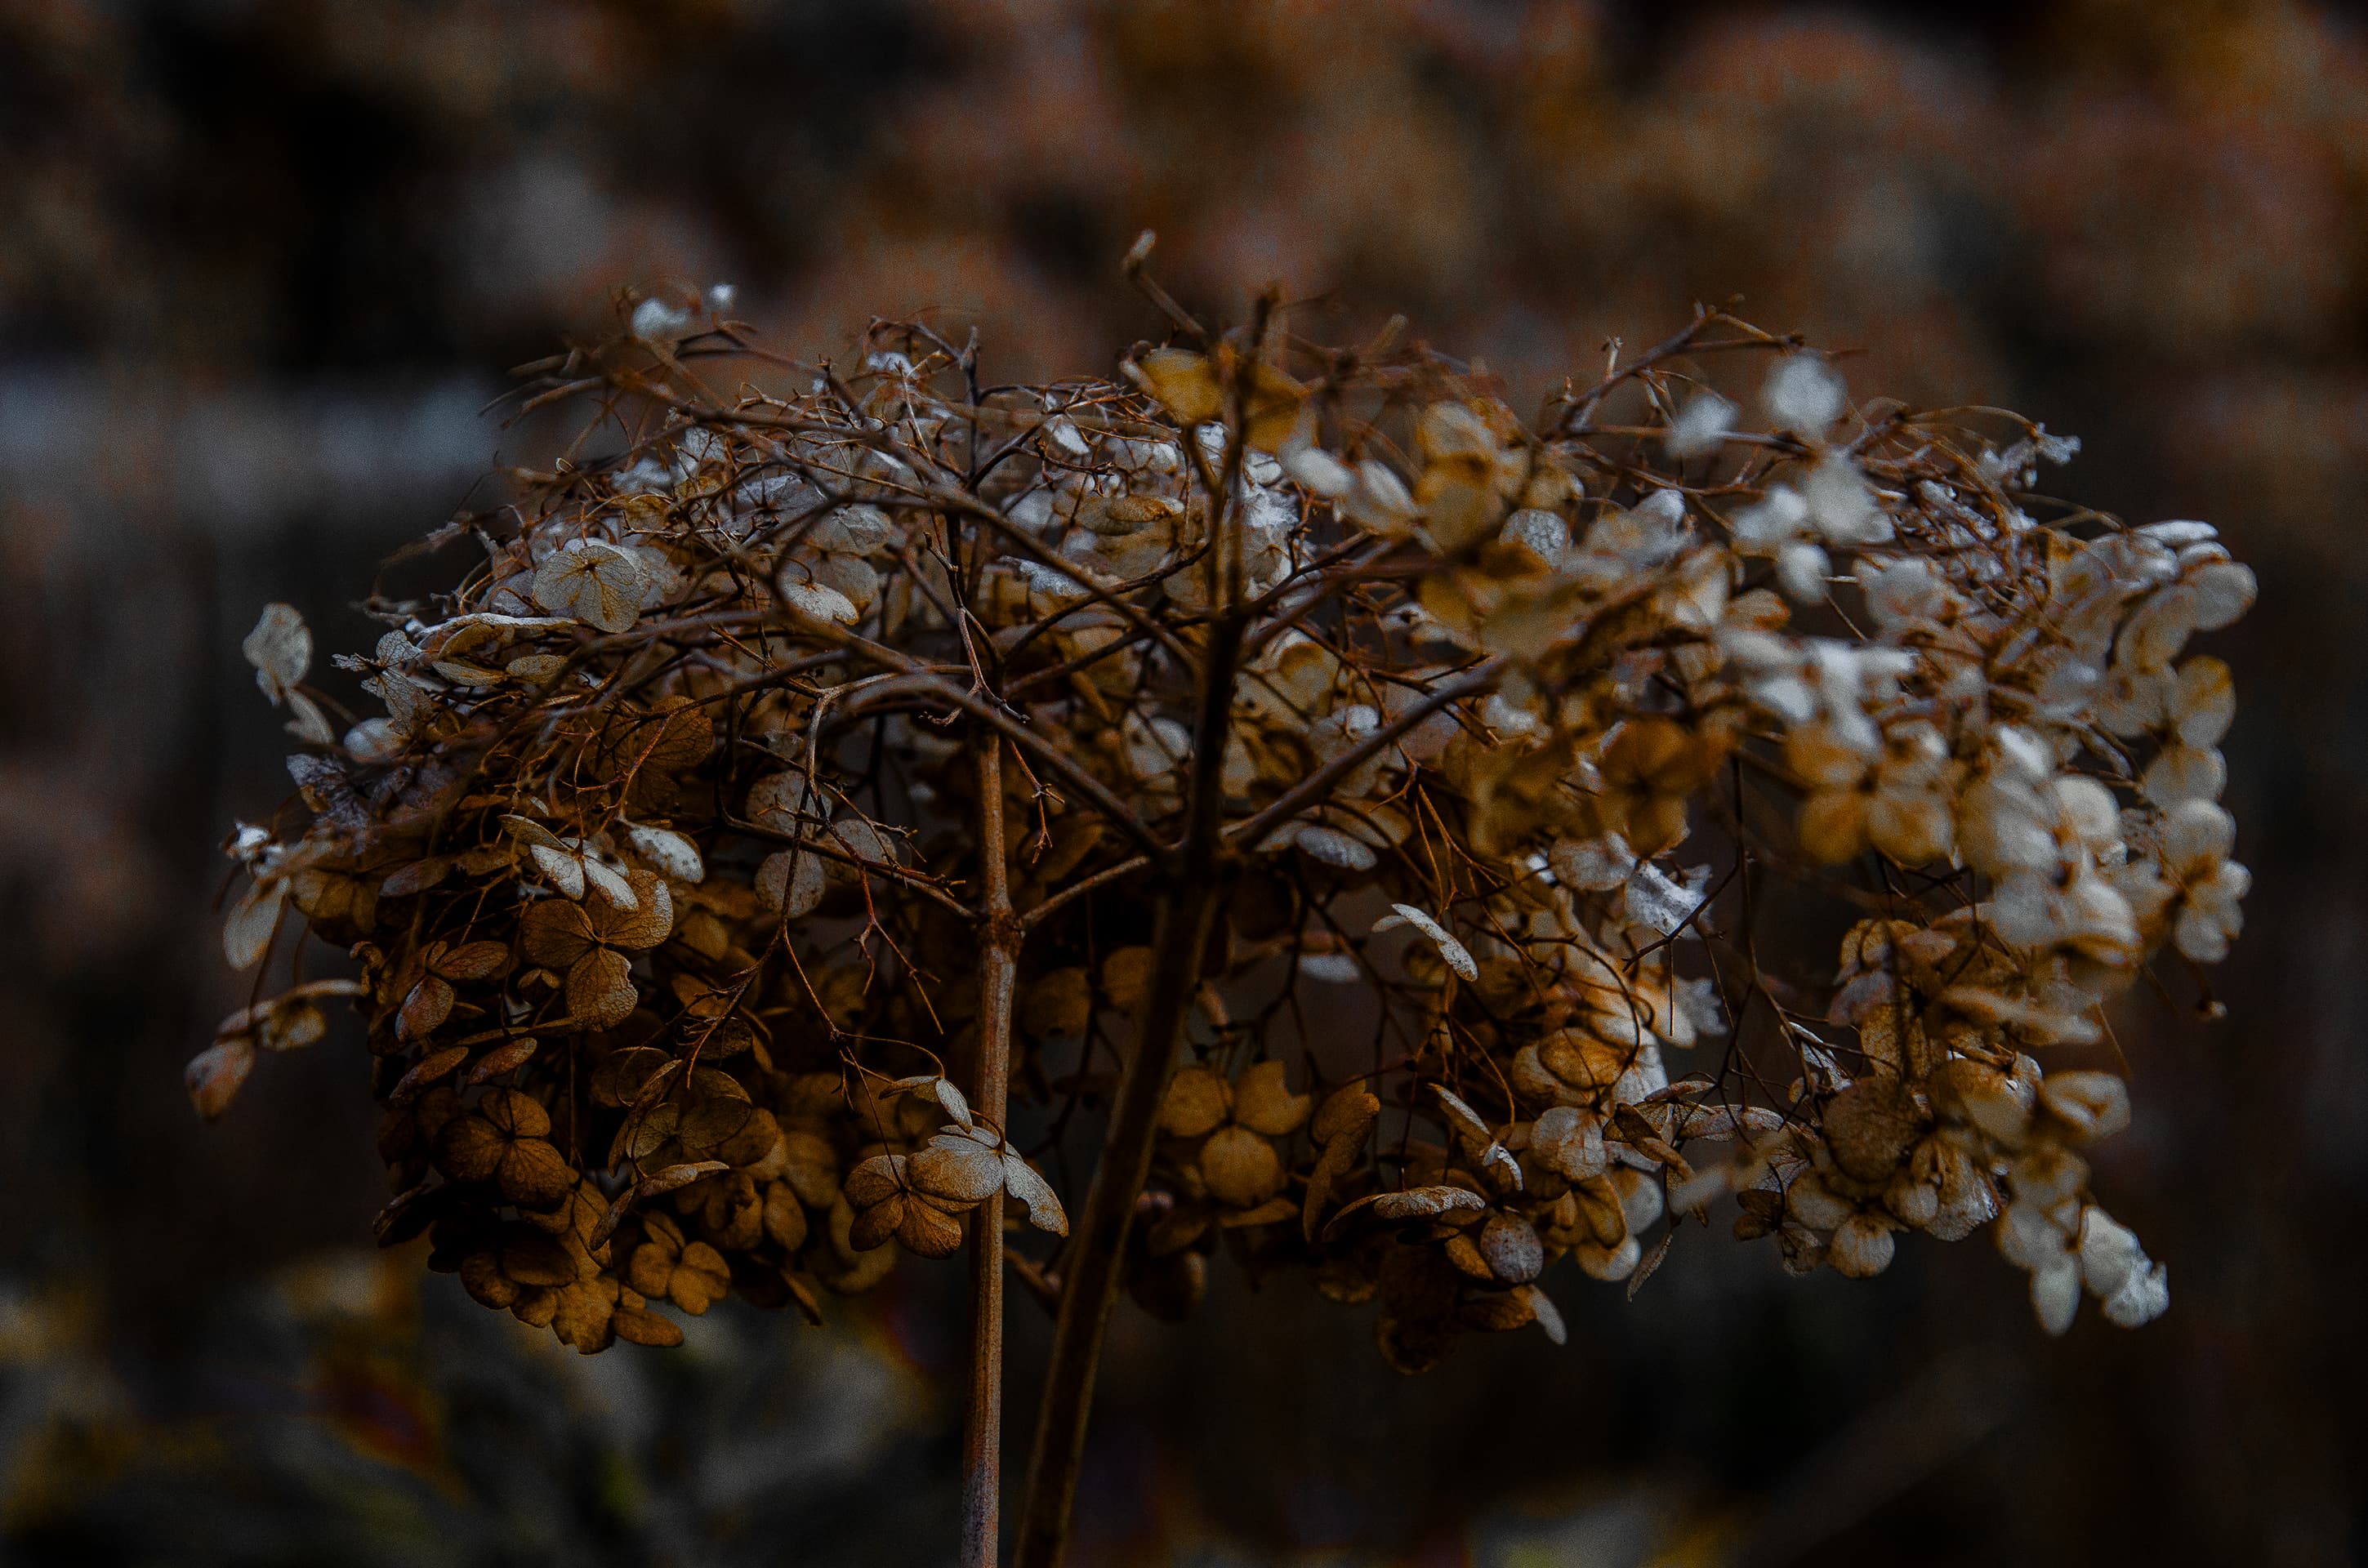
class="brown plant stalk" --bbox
[965,732,1019,1568]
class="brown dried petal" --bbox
[763,1182,809,1251]
[398,975,455,1041]
[895,1198,967,1259]
[1233,1060,1311,1137]
[458,1251,519,1309]
[1302,1135,1364,1242]
[1311,1084,1380,1146]
[435,1115,508,1183]
[592,1045,673,1108]
[613,1306,685,1348]
[1569,1176,1630,1248]
[379,858,451,898]
[511,1287,560,1329]
[627,1242,675,1298]
[1824,1076,1924,1183]
[431,940,512,982]
[850,1192,908,1253]
[1208,1197,1290,1232]
[520,898,598,967]
[497,1139,577,1209]
[1020,967,1092,1040]
[479,1087,552,1141]
[568,948,640,1031]
[1459,1290,1537,1334]
[551,1277,619,1352]
[1099,946,1155,1012]
[679,1094,756,1153]
[1539,1030,1630,1092]
[843,1153,909,1210]
[1158,1065,1232,1138]
[390,1045,470,1107]
[467,1036,541,1085]
[597,870,676,950]
[670,1242,730,1314]
[502,1233,578,1287]
[1199,1125,1285,1207]
[1133,346,1222,425]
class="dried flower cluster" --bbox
[203,284,2250,1374]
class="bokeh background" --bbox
[2,0,2362,1562]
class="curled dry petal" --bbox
[1001,1152,1068,1236]
[1327,1184,1487,1238]
[1376,903,1478,982]
[893,1074,974,1130]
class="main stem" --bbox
[964,732,1020,1568]
[1014,613,1245,1568]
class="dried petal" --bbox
[185,1037,256,1120]
[534,541,646,632]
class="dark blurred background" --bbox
[2,1,2362,1562]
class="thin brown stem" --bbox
[963,732,1022,1568]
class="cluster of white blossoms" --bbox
[203,299,2246,1361]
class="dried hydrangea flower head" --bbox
[203,274,2249,1545]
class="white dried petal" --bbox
[1802,457,1892,546]
[1664,390,1737,460]
[1375,904,1478,982]
[2076,1205,2146,1298]
[1297,952,1362,984]
[756,849,827,919]
[1294,824,1378,871]
[1517,1284,1567,1345]
[1829,1214,1896,1278]
[1531,1107,1608,1182]
[344,717,405,764]
[778,577,859,626]
[580,855,640,911]
[1284,447,1353,498]
[2100,1259,2169,1328]
[893,1074,972,1130]
[2031,1256,2082,1335]
[1001,1152,1068,1236]
[1762,354,1847,434]
[625,823,705,884]
[243,604,311,704]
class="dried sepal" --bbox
[201,306,2249,1365]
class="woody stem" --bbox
[1013,630,1246,1568]
[964,732,1020,1568]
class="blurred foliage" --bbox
[0,0,2362,1562]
